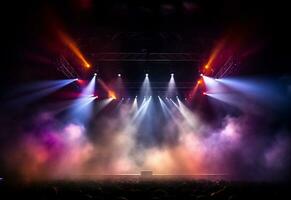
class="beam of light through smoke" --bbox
[158,96,171,118]
[216,77,288,107]
[130,97,138,113]
[131,97,151,125]
[113,75,125,98]
[176,98,200,129]
[188,81,200,100]
[6,79,77,107]
[2,78,291,182]
[58,30,91,68]
[166,74,177,97]
[68,76,96,123]
[98,79,117,99]
[202,75,225,93]
[203,77,290,113]
[140,76,152,97]
[205,93,248,110]
[158,96,182,127]
[82,75,96,96]
[94,98,114,113]
[69,96,97,123]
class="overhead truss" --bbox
[90,52,201,62]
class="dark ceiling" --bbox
[1,0,290,89]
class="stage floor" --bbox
[1,179,290,200]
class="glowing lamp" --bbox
[108,90,116,100]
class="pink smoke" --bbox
[4,109,291,181]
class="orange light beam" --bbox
[202,39,226,75]
[206,39,225,67]
[98,79,117,99]
[58,31,91,68]
[189,79,203,100]
[108,90,117,100]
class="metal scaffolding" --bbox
[56,56,80,79]
[90,52,201,62]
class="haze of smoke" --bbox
[4,105,290,181]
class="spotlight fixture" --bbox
[200,73,203,76]
[135,96,137,99]
[171,73,174,76]
[203,92,207,95]
[94,73,97,76]
[75,78,79,81]
[145,73,149,77]
[118,73,121,77]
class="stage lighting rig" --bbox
[57,56,80,79]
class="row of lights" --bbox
[88,64,210,78]
[91,73,174,77]
[75,73,188,82]
[86,95,188,100]
[88,64,209,79]
[88,66,207,81]
[116,96,188,100]
[75,73,207,97]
